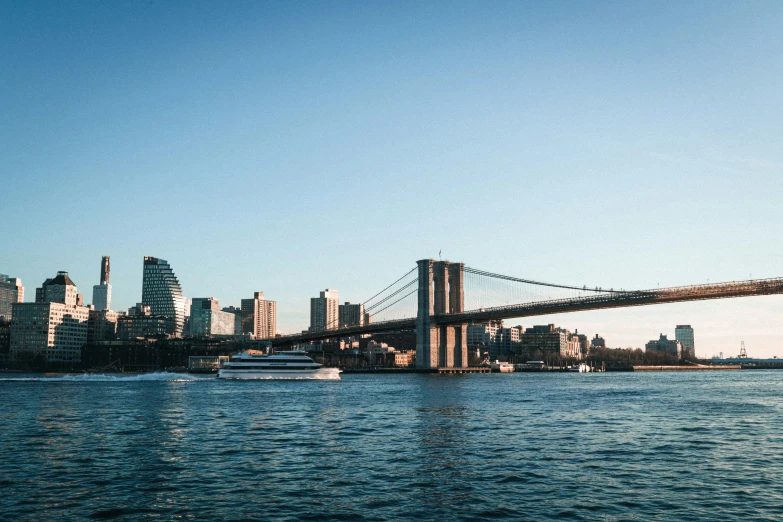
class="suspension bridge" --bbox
[271,259,783,369]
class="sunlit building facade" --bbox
[189,297,236,337]
[35,271,78,306]
[10,271,88,365]
[0,274,24,320]
[240,292,276,339]
[675,325,695,357]
[141,256,186,337]
[310,289,339,331]
[518,324,582,359]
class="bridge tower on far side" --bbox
[416,259,468,369]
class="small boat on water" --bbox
[217,350,341,380]
[568,363,591,373]
[490,361,515,373]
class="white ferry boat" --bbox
[217,350,341,380]
[568,363,591,373]
[490,360,515,373]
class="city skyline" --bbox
[3,2,783,356]
[0,253,775,359]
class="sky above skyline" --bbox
[2,1,782,357]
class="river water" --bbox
[1,371,782,520]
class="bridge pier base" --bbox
[416,259,468,370]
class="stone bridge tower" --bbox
[416,259,468,369]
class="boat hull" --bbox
[217,367,342,380]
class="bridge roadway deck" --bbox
[435,277,783,325]
[270,277,783,346]
[270,318,415,346]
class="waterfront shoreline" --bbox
[631,365,741,371]
[0,364,758,375]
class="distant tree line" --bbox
[500,346,695,369]
[585,347,687,368]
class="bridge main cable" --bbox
[362,266,418,306]
[463,266,631,293]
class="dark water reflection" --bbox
[2,371,783,520]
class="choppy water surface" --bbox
[2,371,783,521]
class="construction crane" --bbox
[739,341,748,359]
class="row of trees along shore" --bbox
[495,347,698,369]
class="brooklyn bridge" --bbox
[272,259,783,369]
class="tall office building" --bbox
[675,325,695,357]
[310,289,339,331]
[141,256,186,337]
[339,302,365,328]
[100,256,110,285]
[11,272,89,365]
[240,292,276,339]
[0,274,24,320]
[189,297,236,337]
[92,255,112,311]
[222,306,243,335]
[35,271,78,305]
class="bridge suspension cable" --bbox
[312,266,419,332]
[367,288,419,317]
[462,265,634,314]
[363,268,418,323]
[364,278,418,313]
[362,267,417,306]
[463,266,626,293]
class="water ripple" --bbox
[2,371,783,520]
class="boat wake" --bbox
[0,372,201,382]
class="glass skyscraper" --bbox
[675,325,695,358]
[141,256,186,337]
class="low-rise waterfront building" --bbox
[645,334,682,358]
[518,324,582,359]
[187,355,230,373]
[498,325,524,357]
[367,340,394,365]
[117,303,175,340]
[394,350,415,367]
[82,337,271,371]
[467,320,503,358]
[0,318,11,359]
[574,330,590,357]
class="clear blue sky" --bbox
[2,1,782,357]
